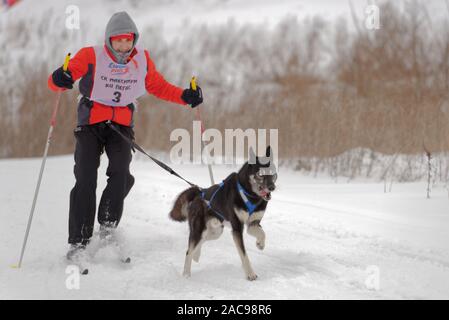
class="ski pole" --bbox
[191,76,215,185]
[13,53,71,269]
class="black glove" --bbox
[181,84,203,108]
[52,66,74,89]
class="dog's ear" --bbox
[265,145,272,159]
[260,145,273,166]
[249,147,257,165]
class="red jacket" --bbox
[48,45,187,126]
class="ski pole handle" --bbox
[190,76,204,132]
[190,76,197,91]
[63,53,71,71]
[50,53,70,125]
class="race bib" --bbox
[90,46,147,107]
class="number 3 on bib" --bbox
[112,91,121,103]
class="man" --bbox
[48,11,203,260]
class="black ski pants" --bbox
[68,121,135,245]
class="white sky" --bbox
[4,0,448,38]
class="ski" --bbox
[121,256,131,264]
[66,244,90,275]
[81,227,132,268]
[117,244,131,264]
[65,257,89,275]
[79,266,89,275]
[97,229,131,265]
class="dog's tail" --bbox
[169,186,201,222]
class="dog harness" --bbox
[201,182,226,221]
[201,180,261,221]
[236,182,260,215]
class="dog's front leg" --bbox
[232,229,258,281]
[247,221,265,250]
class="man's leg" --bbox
[68,125,102,245]
[98,125,134,228]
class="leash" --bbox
[106,77,209,189]
[109,120,263,220]
[106,121,198,188]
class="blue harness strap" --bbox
[236,182,259,215]
[201,182,226,221]
[201,180,261,220]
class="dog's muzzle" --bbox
[258,185,274,201]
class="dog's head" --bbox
[246,146,277,201]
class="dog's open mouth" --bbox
[258,186,271,201]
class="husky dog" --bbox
[169,146,277,280]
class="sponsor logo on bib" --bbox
[108,62,129,75]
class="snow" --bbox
[1,154,449,299]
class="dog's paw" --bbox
[183,271,191,278]
[247,272,258,281]
[193,249,201,263]
[256,239,265,250]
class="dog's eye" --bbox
[255,172,263,179]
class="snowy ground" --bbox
[1,154,449,299]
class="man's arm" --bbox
[144,50,187,105]
[47,47,95,91]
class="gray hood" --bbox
[105,11,140,64]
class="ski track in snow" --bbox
[1,155,449,299]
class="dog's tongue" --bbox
[259,188,270,197]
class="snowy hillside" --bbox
[1,155,448,299]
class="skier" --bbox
[48,11,203,263]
